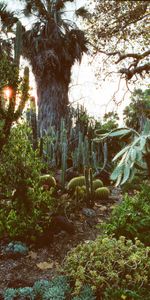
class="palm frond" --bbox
[75,6,90,19]
[0,2,18,32]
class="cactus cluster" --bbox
[31,105,106,189]
[67,169,110,207]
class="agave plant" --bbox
[95,120,150,186]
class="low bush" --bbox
[64,235,150,299]
[103,184,150,245]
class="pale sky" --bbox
[2,0,138,123]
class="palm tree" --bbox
[0,0,87,133]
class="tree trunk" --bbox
[36,75,69,134]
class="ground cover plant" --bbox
[64,235,150,299]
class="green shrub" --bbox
[95,187,110,200]
[103,184,150,245]
[92,179,103,190]
[122,175,142,193]
[67,176,85,191]
[0,186,57,241]
[0,124,58,241]
[0,123,42,195]
[64,235,150,299]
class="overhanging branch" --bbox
[120,63,150,80]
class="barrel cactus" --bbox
[93,179,103,190]
[39,174,56,189]
[67,176,85,192]
[95,187,110,200]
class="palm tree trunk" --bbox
[36,75,69,134]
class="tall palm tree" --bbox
[1,0,87,133]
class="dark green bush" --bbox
[64,235,150,299]
[103,184,150,245]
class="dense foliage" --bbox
[103,184,150,246]
[64,235,150,299]
[0,124,58,241]
[123,88,150,131]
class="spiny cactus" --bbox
[74,185,86,204]
[39,174,56,188]
[93,179,103,190]
[84,167,95,207]
[95,187,110,200]
[0,21,29,154]
[67,176,85,191]
[61,142,67,189]
[30,96,38,150]
[14,21,22,67]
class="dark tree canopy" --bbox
[123,88,150,131]
[82,0,150,81]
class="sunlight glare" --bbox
[3,87,13,99]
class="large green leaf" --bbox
[140,136,146,150]
[112,144,130,161]
[130,148,137,162]
[108,128,132,137]
[111,164,124,181]
[121,164,130,185]
[142,119,150,135]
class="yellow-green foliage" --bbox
[64,235,150,297]
[93,179,103,190]
[95,187,110,200]
[67,176,85,191]
[39,174,56,188]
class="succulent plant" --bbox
[93,179,103,190]
[5,242,28,255]
[73,285,96,300]
[39,174,56,188]
[95,187,110,200]
[67,176,85,191]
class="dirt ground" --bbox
[0,188,122,297]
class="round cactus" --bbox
[93,179,103,190]
[39,174,56,188]
[95,187,110,200]
[67,176,85,191]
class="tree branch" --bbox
[120,63,150,80]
